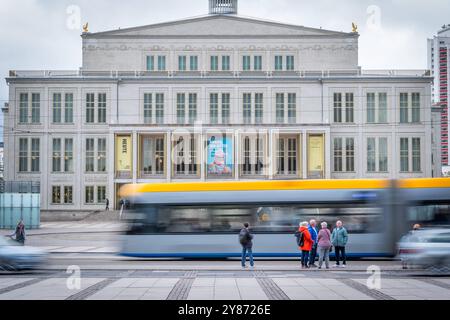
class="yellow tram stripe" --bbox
[397,178,450,189]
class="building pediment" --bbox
[84,15,356,38]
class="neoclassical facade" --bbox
[3,1,433,212]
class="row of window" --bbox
[146,54,295,72]
[51,185,106,205]
[17,91,423,125]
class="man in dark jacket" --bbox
[239,223,254,268]
[308,219,319,268]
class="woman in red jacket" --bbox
[299,221,313,268]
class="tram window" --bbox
[407,204,450,226]
[130,204,383,234]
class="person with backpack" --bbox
[331,220,349,268]
[296,221,313,268]
[317,222,332,269]
[239,223,254,269]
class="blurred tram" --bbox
[118,179,450,258]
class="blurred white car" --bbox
[0,236,48,271]
[397,228,450,270]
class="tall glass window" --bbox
[243,93,252,125]
[85,138,95,172]
[97,186,106,203]
[210,93,219,125]
[144,93,152,124]
[19,138,28,172]
[98,93,107,123]
[177,93,186,124]
[155,93,164,124]
[222,93,230,124]
[146,56,154,71]
[367,138,376,173]
[178,55,186,71]
[276,136,298,176]
[255,93,264,124]
[254,56,262,71]
[65,93,74,123]
[222,56,230,71]
[53,93,62,123]
[367,93,375,123]
[52,138,61,172]
[379,137,388,172]
[31,93,40,123]
[19,93,28,124]
[31,138,40,172]
[141,136,165,176]
[190,56,198,71]
[64,186,73,204]
[276,93,285,124]
[333,93,342,123]
[241,135,265,176]
[188,93,197,124]
[86,93,95,123]
[286,56,295,70]
[275,56,283,70]
[64,138,73,172]
[412,138,421,172]
[400,138,409,172]
[400,93,408,123]
[85,186,94,204]
[97,138,106,172]
[211,56,219,71]
[412,93,420,123]
[52,186,61,204]
[378,93,387,123]
[333,138,343,172]
[345,93,354,123]
[157,55,166,71]
[288,93,296,124]
[243,56,251,71]
[346,138,355,172]
[173,135,198,177]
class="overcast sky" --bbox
[1,0,449,140]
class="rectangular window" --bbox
[19,93,28,124]
[333,138,343,172]
[19,138,28,172]
[211,56,219,71]
[400,93,408,123]
[64,186,73,204]
[31,138,40,172]
[222,93,230,125]
[276,93,285,124]
[146,56,154,71]
[276,136,298,176]
[255,93,264,125]
[97,186,106,203]
[155,93,164,124]
[286,56,295,71]
[177,93,186,124]
[400,138,409,172]
[367,138,376,173]
[346,138,355,172]
[288,93,296,124]
[254,56,262,71]
[210,93,219,125]
[31,93,40,123]
[241,135,265,176]
[65,93,74,123]
[86,93,95,123]
[85,186,94,204]
[243,93,252,125]
[53,93,62,123]
[157,56,166,71]
[52,186,61,204]
[173,134,198,177]
[243,55,251,71]
[190,56,198,71]
[64,138,73,172]
[379,137,388,172]
[367,93,375,123]
[188,93,197,124]
[345,93,354,123]
[52,138,61,172]
[144,93,152,124]
[412,93,420,123]
[98,93,107,123]
[98,138,106,172]
[86,138,95,172]
[378,93,387,123]
[334,93,342,123]
[222,56,230,71]
[412,138,421,172]
[178,55,186,71]
[275,56,283,70]
[141,135,165,176]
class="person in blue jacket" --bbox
[308,220,319,267]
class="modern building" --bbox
[428,24,450,175]
[3,0,433,213]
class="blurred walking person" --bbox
[332,220,348,268]
[239,223,254,269]
[297,221,313,268]
[10,219,26,246]
[105,198,110,211]
[401,224,422,269]
[308,219,319,267]
[317,222,332,269]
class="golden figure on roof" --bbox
[352,22,358,33]
[82,22,89,33]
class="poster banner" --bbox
[116,136,132,172]
[207,135,233,176]
[308,135,324,176]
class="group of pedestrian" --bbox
[240,220,349,269]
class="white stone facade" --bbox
[3,13,433,212]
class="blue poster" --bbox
[207,135,233,175]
